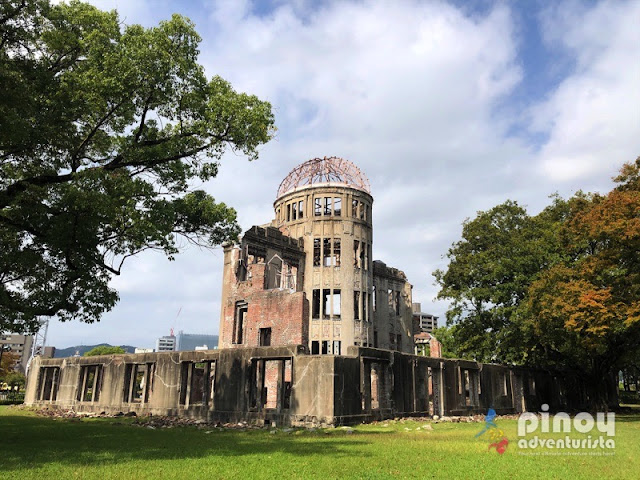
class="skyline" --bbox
[45,0,640,349]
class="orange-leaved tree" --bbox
[525,158,640,408]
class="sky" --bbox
[46,0,640,350]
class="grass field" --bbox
[1,406,639,479]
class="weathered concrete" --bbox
[25,345,590,426]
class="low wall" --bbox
[24,345,590,425]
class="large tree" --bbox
[522,159,640,407]
[433,199,564,362]
[435,159,640,407]
[0,1,275,333]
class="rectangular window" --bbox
[322,289,330,319]
[38,366,60,401]
[354,291,360,320]
[319,289,340,319]
[190,363,206,405]
[77,365,102,403]
[286,204,291,222]
[333,238,341,267]
[324,197,332,216]
[334,197,342,216]
[395,291,401,315]
[323,238,332,266]
[362,292,368,322]
[314,197,322,216]
[312,289,320,319]
[292,202,297,220]
[123,363,153,403]
[311,341,319,355]
[298,200,304,219]
[360,243,366,270]
[374,331,378,348]
[132,364,147,402]
[354,240,360,268]
[259,328,272,347]
[388,289,394,312]
[333,341,341,355]
[313,238,321,266]
[373,288,377,312]
[332,289,341,318]
[352,199,358,218]
[396,334,402,351]
[179,361,215,407]
[360,202,366,220]
[234,302,247,344]
[366,244,370,270]
[322,341,329,355]
[365,204,369,222]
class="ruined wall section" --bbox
[26,346,597,426]
[219,226,308,349]
[372,261,414,354]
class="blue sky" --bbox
[47,0,640,349]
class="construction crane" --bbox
[25,317,49,375]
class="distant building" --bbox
[414,332,442,358]
[155,335,176,352]
[0,334,34,373]
[42,346,56,359]
[175,331,218,351]
[135,348,154,354]
[412,303,438,333]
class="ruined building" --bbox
[24,157,598,425]
[219,157,414,355]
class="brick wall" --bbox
[219,255,309,349]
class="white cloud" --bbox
[533,0,640,182]
[46,0,640,348]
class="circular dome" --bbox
[277,156,371,199]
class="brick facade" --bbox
[219,227,309,349]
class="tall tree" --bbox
[0,1,275,333]
[522,159,640,407]
[433,200,562,362]
[435,159,640,407]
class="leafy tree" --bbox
[522,159,640,407]
[0,1,275,333]
[431,325,463,359]
[435,159,640,407]
[433,200,563,362]
[0,350,20,378]
[3,371,26,390]
[83,345,126,356]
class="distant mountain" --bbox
[54,343,136,358]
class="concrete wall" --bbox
[25,345,590,426]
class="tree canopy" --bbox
[0,350,20,378]
[83,345,125,356]
[0,1,275,333]
[435,158,640,407]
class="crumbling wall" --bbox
[219,226,308,350]
[25,345,593,426]
[372,261,414,354]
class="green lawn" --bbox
[1,406,639,479]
